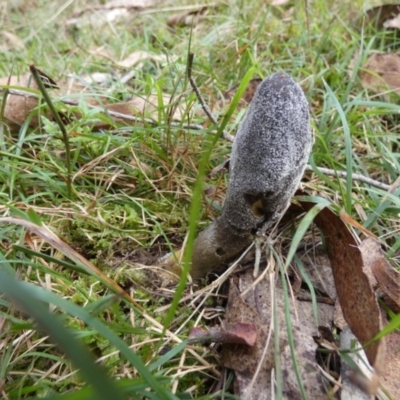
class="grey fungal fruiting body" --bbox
[191,72,312,279]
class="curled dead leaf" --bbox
[167,6,208,28]
[0,67,187,131]
[360,53,400,96]
[188,323,257,346]
[105,94,184,121]
[364,4,400,30]
[1,31,25,51]
[65,0,157,29]
[0,70,57,130]
[300,202,384,370]
[116,50,170,69]
[361,237,400,313]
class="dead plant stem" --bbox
[29,64,73,198]
[187,52,235,142]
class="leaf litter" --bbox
[207,197,400,399]
[0,67,185,132]
[0,67,262,133]
[1,22,399,399]
[221,268,334,400]
[167,6,208,28]
[65,0,161,28]
[363,4,400,30]
[359,53,400,97]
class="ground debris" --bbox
[221,269,334,400]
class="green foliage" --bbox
[0,0,399,398]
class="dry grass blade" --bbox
[0,217,144,308]
[187,52,234,143]
[0,217,213,373]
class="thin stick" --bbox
[29,64,73,199]
[208,157,393,192]
[305,165,392,192]
[4,88,208,133]
[187,52,235,143]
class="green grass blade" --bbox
[0,250,15,276]
[294,255,319,327]
[148,341,187,372]
[0,270,124,400]
[276,252,307,400]
[12,279,178,400]
[284,199,330,269]
[323,79,353,214]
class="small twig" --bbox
[3,88,208,133]
[305,165,392,192]
[209,157,393,192]
[296,294,335,305]
[187,52,235,143]
[29,64,73,199]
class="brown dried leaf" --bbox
[66,0,158,28]
[105,94,183,120]
[222,78,262,106]
[1,68,185,130]
[300,203,384,369]
[222,271,334,400]
[362,238,400,312]
[167,6,207,28]
[116,50,169,69]
[381,330,400,397]
[1,31,25,51]
[298,249,337,300]
[66,8,129,28]
[384,14,400,29]
[360,53,400,96]
[359,238,380,288]
[0,70,57,129]
[364,4,400,30]
[271,0,290,5]
[188,323,257,346]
